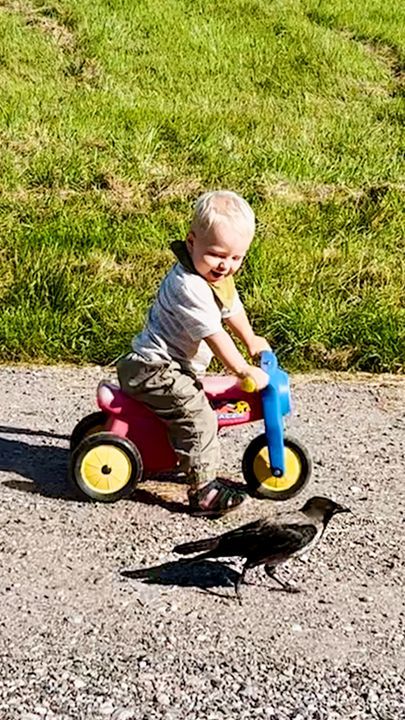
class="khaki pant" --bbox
[116,353,220,487]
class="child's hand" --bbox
[247,335,271,357]
[241,365,269,391]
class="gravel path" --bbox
[0,366,404,720]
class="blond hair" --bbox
[191,190,255,239]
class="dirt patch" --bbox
[257,180,405,205]
[0,0,75,50]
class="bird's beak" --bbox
[333,503,351,515]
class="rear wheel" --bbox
[70,411,107,451]
[242,434,311,501]
[69,432,143,502]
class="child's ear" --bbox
[186,231,195,251]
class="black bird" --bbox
[174,496,350,601]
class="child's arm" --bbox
[205,330,269,389]
[224,308,270,357]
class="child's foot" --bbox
[188,478,247,518]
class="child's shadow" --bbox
[0,426,190,512]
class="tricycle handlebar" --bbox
[239,350,277,393]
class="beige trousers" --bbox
[116,353,220,487]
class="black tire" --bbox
[70,411,107,451]
[242,433,312,501]
[69,432,143,503]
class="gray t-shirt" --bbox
[132,262,243,374]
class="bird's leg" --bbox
[264,565,300,594]
[235,562,249,605]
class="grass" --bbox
[0,0,404,371]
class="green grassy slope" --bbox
[0,0,404,370]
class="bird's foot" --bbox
[264,566,300,594]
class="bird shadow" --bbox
[120,558,283,601]
[121,558,240,590]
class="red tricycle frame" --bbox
[69,352,311,503]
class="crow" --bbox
[173,496,350,601]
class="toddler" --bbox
[117,190,269,516]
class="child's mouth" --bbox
[210,270,225,280]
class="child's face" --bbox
[186,221,252,284]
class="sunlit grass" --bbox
[0,0,404,370]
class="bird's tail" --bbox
[173,537,218,555]
[120,567,157,579]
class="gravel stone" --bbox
[0,366,404,720]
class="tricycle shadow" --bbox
[131,476,246,516]
[0,433,73,499]
[130,485,190,514]
[0,430,192,513]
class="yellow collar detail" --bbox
[171,241,236,311]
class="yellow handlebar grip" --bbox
[240,376,257,393]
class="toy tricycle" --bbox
[68,351,312,503]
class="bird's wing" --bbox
[266,522,318,554]
[174,519,266,557]
[174,535,220,555]
[210,518,272,557]
[218,520,318,561]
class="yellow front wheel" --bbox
[69,432,143,502]
[242,434,311,500]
